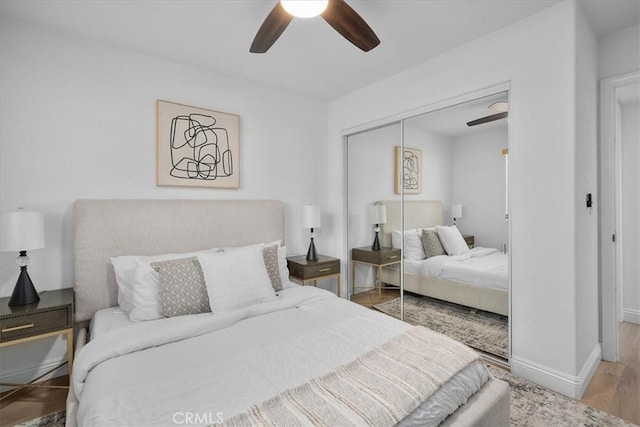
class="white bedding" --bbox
[75,286,487,426]
[404,247,508,291]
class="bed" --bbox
[66,199,509,426]
[379,201,509,317]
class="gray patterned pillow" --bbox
[263,244,283,292]
[422,229,446,258]
[150,257,211,318]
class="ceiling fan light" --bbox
[280,0,329,18]
[489,101,509,112]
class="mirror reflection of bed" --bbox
[374,200,509,362]
[346,90,510,363]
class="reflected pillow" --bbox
[421,229,446,258]
[392,228,438,260]
[435,225,469,256]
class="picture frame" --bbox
[156,100,240,189]
[394,146,422,194]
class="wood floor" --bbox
[0,375,68,427]
[582,321,640,425]
[2,297,638,426]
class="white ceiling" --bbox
[1,1,638,101]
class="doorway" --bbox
[600,71,640,362]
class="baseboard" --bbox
[623,308,640,324]
[0,356,68,393]
[511,344,601,399]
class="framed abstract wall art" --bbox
[157,100,240,188]
[394,146,422,194]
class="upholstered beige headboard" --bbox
[73,199,284,322]
[379,200,444,247]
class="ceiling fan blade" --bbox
[321,0,380,52]
[250,2,293,53]
[466,112,508,127]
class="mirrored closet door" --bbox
[346,122,403,312]
[400,91,510,363]
[346,90,511,364]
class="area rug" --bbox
[373,294,509,359]
[16,409,65,427]
[486,365,636,426]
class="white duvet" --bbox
[404,247,508,291]
[74,286,487,426]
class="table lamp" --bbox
[370,204,387,251]
[1,209,45,306]
[302,205,321,262]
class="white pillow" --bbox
[278,245,294,288]
[435,225,470,256]
[391,228,434,260]
[198,245,276,312]
[111,250,208,321]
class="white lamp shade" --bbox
[451,204,463,219]
[302,205,321,229]
[370,204,387,224]
[1,210,45,252]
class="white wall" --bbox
[451,126,508,250]
[574,3,600,389]
[621,102,640,324]
[0,19,327,385]
[327,1,598,397]
[598,24,640,80]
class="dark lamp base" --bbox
[372,230,381,251]
[306,238,318,262]
[8,268,40,306]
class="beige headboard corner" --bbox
[73,199,284,322]
[379,200,444,247]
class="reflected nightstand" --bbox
[351,246,401,299]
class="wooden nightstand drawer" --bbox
[352,247,401,265]
[300,261,340,279]
[286,255,341,296]
[1,306,71,342]
[287,257,340,280]
[463,235,475,248]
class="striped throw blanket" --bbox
[223,326,480,427]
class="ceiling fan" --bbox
[466,101,509,127]
[250,0,380,54]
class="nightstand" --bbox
[463,235,475,248]
[351,247,401,299]
[0,288,74,399]
[286,255,341,297]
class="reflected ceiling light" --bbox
[280,0,329,18]
[489,101,509,112]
